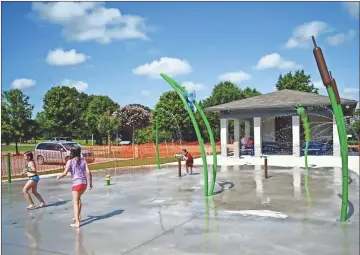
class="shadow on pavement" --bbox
[81,209,124,227]
[213,181,234,195]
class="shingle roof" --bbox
[206,89,358,112]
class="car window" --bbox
[36,143,45,150]
[36,143,52,150]
[62,143,81,150]
[55,144,64,151]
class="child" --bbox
[57,147,92,228]
[22,151,46,209]
[182,149,193,175]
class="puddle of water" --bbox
[152,199,166,204]
[225,210,288,219]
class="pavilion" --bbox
[206,89,358,158]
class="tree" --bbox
[85,95,120,145]
[128,103,152,113]
[23,119,41,143]
[2,89,34,153]
[154,91,196,142]
[275,70,319,93]
[36,111,54,139]
[119,105,151,142]
[97,111,122,153]
[41,86,83,137]
[72,92,92,143]
[350,109,360,137]
[202,81,243,107]
[199,82,261,141]
[134,125,172,144]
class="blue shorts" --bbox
[29,175,40,182]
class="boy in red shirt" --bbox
[182,149,193,175]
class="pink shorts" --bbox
[72,184,87,192]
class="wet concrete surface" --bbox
[2,165,359,255]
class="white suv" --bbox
[34,141,95,165]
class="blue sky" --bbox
[2,1,359,117]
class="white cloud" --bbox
[344,88,359,94]
[285,21,330,48]
[61,79,88,92]
[132,57,192,78]
[343,2,360,19]
[313,80,324,89]
[46,48,88,66]
[326,29,356,46]
[11,79,36,89]
[343,88,360,100]
[181,81,206,92]
[141,90,151,96]
[32,2,149,44]
[255,53,302,70]
[217,71,252,84]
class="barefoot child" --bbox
[57,147,92,228]
[182,149,193,175]
[22,151,46,209]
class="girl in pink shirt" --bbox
[57,147,92,228]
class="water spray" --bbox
[296,104,311,170]
[312,36,349,222]
[160,73,218,196]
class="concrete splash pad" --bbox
[2,165,359,255]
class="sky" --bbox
[2,1,359,117]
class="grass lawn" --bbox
[1,145,36,153]
[2,157,179,180]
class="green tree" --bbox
[41,86,83,137]
[85,95,120,145]
[134,125,172,144]
[1,89,34,153]
[275,70,319,93]
[23,119,41,143]
[154,91,195,141]
[1,95,12,145]
[199,82,261,141]
[36,111,54,139]
[97,110,122,152]
[72,92,92,143]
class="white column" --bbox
[254,117,262,156]
[333,116,340,157]
[234,119,240,159]
[245,120,250,138]
[220,118,228,157]
[292,116,300,157]
[254,165,263,198]
[293,167,301,200]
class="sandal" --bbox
[26,205,36,210]
[39,202,46,208]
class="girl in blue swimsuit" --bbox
[22,151,46,209]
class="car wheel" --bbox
[37,155,45,165]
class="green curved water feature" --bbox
[159,73,218,196]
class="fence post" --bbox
[6,153,11,183]
[166,141,169,157]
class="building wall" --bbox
[262,117,276,142]
[308,114,333,142]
